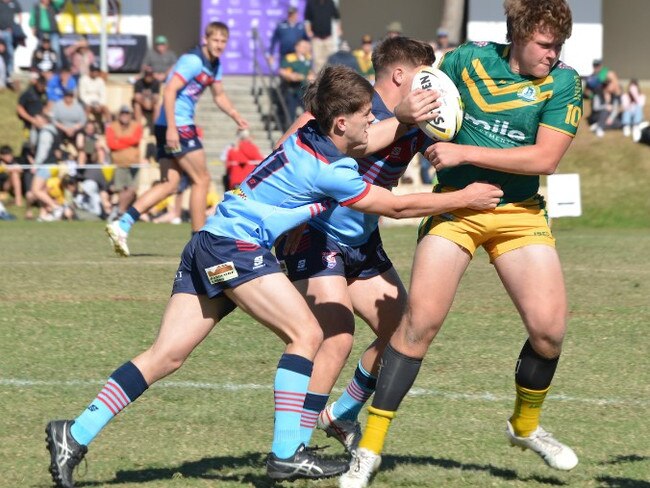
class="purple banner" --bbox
[201,0,307,75]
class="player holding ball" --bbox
[341,0,583,486]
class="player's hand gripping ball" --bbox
[411,66,464,141]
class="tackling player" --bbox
[274,36,487,453]
[106,21,248,257]
[342,1,584,486]
[45,65,502,488]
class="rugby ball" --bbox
[411,66,464,141]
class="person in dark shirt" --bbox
[132,66,161,132]
[31,33,58,73]
[326,40,361,73]
[0,0,21,79]
[304,0,341,72]
[17,75,48,147]
[266,6,309,69]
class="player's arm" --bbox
[425,126,573,175]
[210,81,248,130]
[348,181,502,219]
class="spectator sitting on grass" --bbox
[0,144,23,207]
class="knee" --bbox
[403,308,443,348]
[525,312,567,358]
[293,321,324,355]
[320,333,354,363]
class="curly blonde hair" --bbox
[504,0,572,44]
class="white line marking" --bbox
[0,378,642,406]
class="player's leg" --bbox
[494,244,578,470]
[224,273,349,479]
[175,147,211,232]
[293,274,356,448]
[342,236,470,488]
[46,291,234,487]
[107,159,180,256]
[318,267,406,452]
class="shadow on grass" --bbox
[74,452,569,487]
[381,454,568,485]
[76,452,318,487]
[596,476,650,488]
[601,454,649,465]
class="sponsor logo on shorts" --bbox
[376,245,387,262]
[279,260,288,275]
[533,231,550,237]
[204,262,238,284]
[322,252,337,270]
[297,259,306,272]
[174,270,183,282]
[253,255,265,270]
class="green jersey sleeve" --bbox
[539,64,584,137]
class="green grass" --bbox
[0,223,648,487]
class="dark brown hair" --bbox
[371,36,435,79]
[311,65,374,132]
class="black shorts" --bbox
[155,124,203,160]
[172,231,283,298]
[275,225,393,282]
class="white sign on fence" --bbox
[547,173,582,218]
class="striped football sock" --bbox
[70,361,148,446]
[271,353,313,459]
[300,392,328,447]
[331,361,377,421]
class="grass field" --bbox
[0,222,648,488]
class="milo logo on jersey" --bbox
[463,113,526,143]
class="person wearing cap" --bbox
[267,5,309,68]
[106,105,144,221]
[353,34,375,82]
[142,34,178,82]
[304,0,341,73]
[29,0,65,69]
[16,74,48,145]
[385,20,403,38]
[46,66,77,103]
[31,33,59,73]
[79,63,109,130]
[132,66,161,132]
[51,88,86,167]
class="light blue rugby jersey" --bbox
[202,120,371,249]
[156,46,223,127]
[309,92,433,246]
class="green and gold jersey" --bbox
[438,41,583,203]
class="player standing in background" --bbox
[45,65,501,488]
[106,21,248,257]
[275,36,500,454]
[341,1,584,486]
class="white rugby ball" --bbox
[411,66,464,141]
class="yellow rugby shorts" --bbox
[417,191,554,262]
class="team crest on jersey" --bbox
[322,252,337,269]
[196,71,214,86]
[390,146,402,158]
[204,262,238,284]
[517,84,540,102]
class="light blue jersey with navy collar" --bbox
[202,120,371,249]
[156,46,223,127]
[308,91,433,247]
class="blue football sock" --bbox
[271,354,313,459]
[117,207,140,233]
[300,392,328,447]
[331,361,377,421]
[70,361,148,446]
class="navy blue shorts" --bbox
[275,226,393,282]
[155,124,203,160]
[172,231,283,298]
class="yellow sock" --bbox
[358,406,397,454]
[510,384,550,437]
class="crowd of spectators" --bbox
[0,1,173,222]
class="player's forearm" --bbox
[214,93,239,121]
[385,190,467,219]
[461,144,562,176]
[350,118,410,157]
